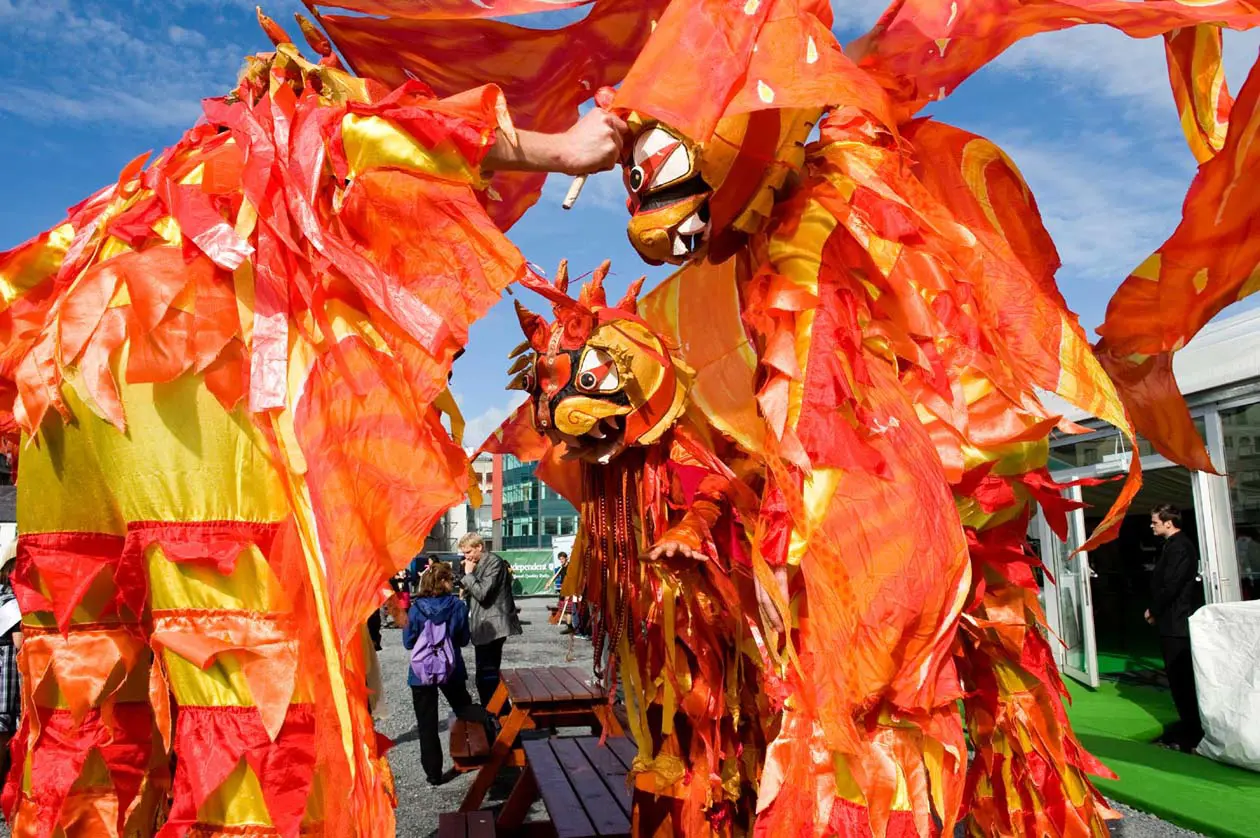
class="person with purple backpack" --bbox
[404,562,475,786]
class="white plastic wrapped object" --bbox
[1190,601,1260,771]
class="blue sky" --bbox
[2,0,1258,445]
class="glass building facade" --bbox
[1035,370,1260,689]
[499,454,580,550]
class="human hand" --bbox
[644,540,701,561]
[463,559,477,576]
[557,107,628,176]
[1145,608,1155,625]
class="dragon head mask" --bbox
[508,261,689,463]
[620,108,819,266]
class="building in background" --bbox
[1034,306,1260,690]
[418,451,496,554]
[495,453,579,551]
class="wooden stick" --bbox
[562,175,587,210]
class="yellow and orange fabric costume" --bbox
[0,18,532,837]
[3,0,1260,836]
[484,262,774,835]
[352,0,1260,835]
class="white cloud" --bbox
[0,84,205,128]
[168,24,206,47]
[989,27,1260,126]
[0,0,252,129]
[996,127,1191,282]
[459,396,525,450]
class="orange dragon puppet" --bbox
[0,11,621,838]
[406,0,1260,836]
[488,260,780,835]
[598,2,1260,836]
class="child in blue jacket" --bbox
[404,562,474,785]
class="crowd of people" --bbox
[379,533,522,785]
[364,501,1217,785]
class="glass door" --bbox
[1038,485,1100,688]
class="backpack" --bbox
[410,619,457,686]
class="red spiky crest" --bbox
[577,260,610,308]
[257,7,292,47]
[617,275,647,311]
[555,259,570,295]
[514,300,550,353]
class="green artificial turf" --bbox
[1064,679,1260,838]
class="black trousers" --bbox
[474,637,507,708]
[411,680,474,782]
[1160,634,1203,747]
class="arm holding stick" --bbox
[483,106,627,176]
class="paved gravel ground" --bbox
[382,599,1207,838]
[0,598,1208,837]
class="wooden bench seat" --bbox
[438,811,497,838]
[450,718,490,771]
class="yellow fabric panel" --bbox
[767,193,839,433]
[32,662,151,712]
[787,467,841,566]
[17,422,126,536]
[195,759,274,828]
[102,356,289,525]
[69,749,115,792]
[21,349,288,531]
[147,543,281,614]
[162,648,254,708]
[342,114,481,186]
[638,258,765,454]
[19,570,137,631]
[832,752,914,812]
[0,224,73,310]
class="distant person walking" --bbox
[458,533,522,707]
[404,562,474,786]
[0,540,23,782]
[1146,504,1205,751]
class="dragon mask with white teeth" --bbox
[507,260,690,463]
[620,108,819,266]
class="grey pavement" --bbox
[0,598,1207,837]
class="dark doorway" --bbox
[1079,467,1200,687]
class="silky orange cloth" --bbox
[0,36,529,838]
[315,0,668,228]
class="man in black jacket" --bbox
[458,533,523,707]
[1146,504,1205,751]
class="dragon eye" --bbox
[576,348,620,393]
[521,371,535,392]
[630,127,693,193]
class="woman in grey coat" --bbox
[458,533,523,707]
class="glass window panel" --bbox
[1050,418,1208,472]
[1223,402,1260,600]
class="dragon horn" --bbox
[256,8,292,47]
[295,13,334,58]
[555,259,570,295]
[579,260,610,308]
[514,300,551,353]
[616,276,647,311]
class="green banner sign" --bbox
[500,550,559,597]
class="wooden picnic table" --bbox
[497,735,638,838]
[459,666,624,812]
